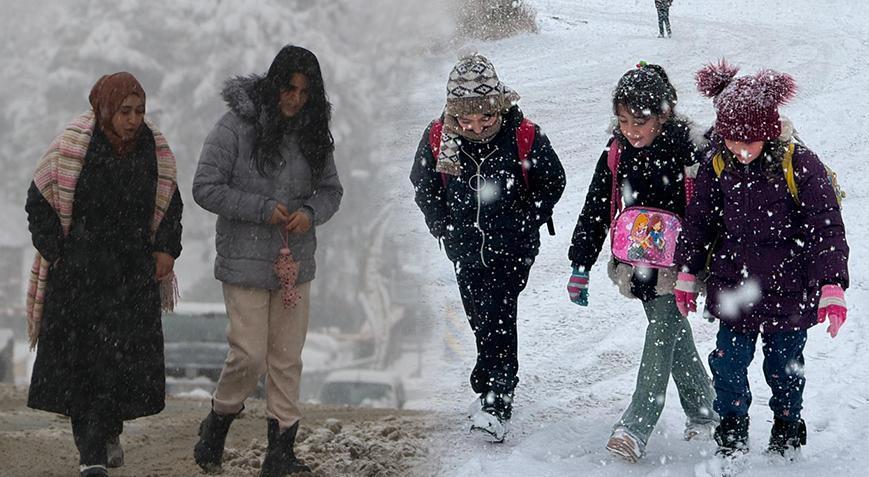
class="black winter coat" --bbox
[26,125,183,419]
[569,120,699,299]
[410,107,565,267]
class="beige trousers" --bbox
[212,281,311,430]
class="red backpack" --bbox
[428,118,555,235]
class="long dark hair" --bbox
[254,45,334,177]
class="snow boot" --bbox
[194,407,241,473]
[260,419,311,476]
[684,421,718,441]
[106,434,124,468]
[714,415,750,458]
[469,391,512,443]
[470,391,513,443]
[606,427,646,463]
[766,418,806,458]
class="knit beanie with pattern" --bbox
[445,53,519,117]
[435,53,520,176]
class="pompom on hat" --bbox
[696,59,797,142]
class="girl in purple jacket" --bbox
[674,60,849,462]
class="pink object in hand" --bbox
[817,284,847,338]
[674,272,698,317]
[274,243,301,309]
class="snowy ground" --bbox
[391,1,869,476]
[0,385,439,477]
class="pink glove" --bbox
[674,272,698,317]
[817,284,847,338]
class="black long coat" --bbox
[25,125,183,419]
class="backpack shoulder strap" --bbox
[516,118,556,235]
[427,119,449,188]
[607,136,622,225]
[781,142,799,204]
[712,152,726,177]
[516,118,536,188]
[428,119,444,155]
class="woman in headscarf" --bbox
[25,72,183,477]
[192,45,342,476]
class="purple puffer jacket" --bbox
[675,141,848,332]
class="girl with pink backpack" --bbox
[567,62,718,462]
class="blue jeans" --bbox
[709,323,807,422]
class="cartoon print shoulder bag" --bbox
[611,206,683,268]
[606,138,690,269]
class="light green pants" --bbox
[615,295,718,443]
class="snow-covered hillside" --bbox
[390,1,869,476]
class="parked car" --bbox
[318,369,406,409]
[162,303,344,398]
[161,303,239,396]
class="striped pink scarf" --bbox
[26,110,179,348]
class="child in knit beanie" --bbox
[674,59,849,464]
[435,53,520,176]
[410,52,565,443]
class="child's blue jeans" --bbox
[709,322,807,422]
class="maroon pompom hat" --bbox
[696,60,797,142]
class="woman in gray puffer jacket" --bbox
[192,45,342,476]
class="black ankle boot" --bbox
[767,418,806,456]
[714,415,750,457]
[194,408,241,472]
[106,434,124,468]
[72,416,109,476]
[260,419,311,476]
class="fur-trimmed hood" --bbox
[221,74,265,124]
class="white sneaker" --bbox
[469,409,509,443]
[684,422,717,441]
[606,427,645,463]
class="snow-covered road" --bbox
[388,1,869,475]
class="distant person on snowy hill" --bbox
[192,44,343,476]
[410,52,565,443]
[25,72,183,477]
[655,0,673,37]
[568,62,718,463]
[675,60,849,464]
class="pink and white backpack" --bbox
[607,138,695,269]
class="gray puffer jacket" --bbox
[193,76,343,289]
